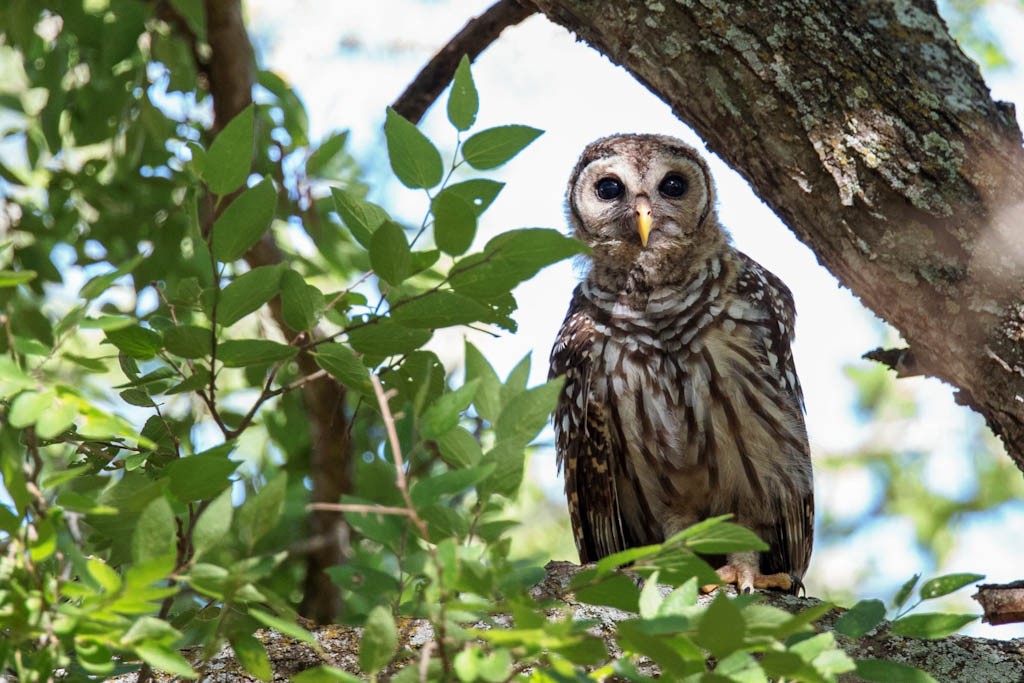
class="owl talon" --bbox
[700,563,795,594]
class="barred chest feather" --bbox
[579,255,811,536]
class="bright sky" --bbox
[246,0,1024,636]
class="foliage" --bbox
[0,3,992,681]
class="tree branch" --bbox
[391,0,537,124]
[108,562,1024,682]
[974,581,1024,625]
[530,0,1024,473]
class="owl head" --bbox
[567,134,724,287]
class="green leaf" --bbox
[369,221,411,286]
[360,605,398,675]
[218,339,297,368]
[217,264,283,327]
[80,253,145,300]
[78,642,116,675]
[331,187,390,249]
[250,608,317,646]
[450,228,587,299]
[893,573,921,609]
[391,291,491,329]
[292,665,362,683]
[594,544,663,576]
[697,592,745,660]
[236,473,287,549]
[348,319,431,357]
[163,324,211,359]
[660,578,699,616]
[132,496,177,565]
[166,449,240,503]
[445,179,504,217]
[185,563,230,598]
[834,599,886,637]
[495,377,563,446]
[105,325,162,359]
[501,353,531,404]
[462,125,543,170]
[281,269,325,331]
[890,612,978,639]
[674,520,769,554]
[919,573,984,600]
[454,647,481,682]
[479,441,526,498]
[230,632,272,682]
[420,379,479,439]
[135,643,197,679]
[313,343,371,394]
[211,176,276,262]
[410,463,494,507]
[0,269,36,287]
[638,570,662,619]
[36,393,76,438]
[167,367,211,395]
[384,107,442,189]
[616,621,698,678]
[447,55,478,131]
[192,489,233,559]
[435,427,483,468]
[854,659,938,683]
[306,130,349,176]
[258,70,309,146]
[87,557,123,594]
[9,390,53,429]
[574,572,641,612]
[465,342,501,422]
[432,186,477,255]
[205,103,254,195]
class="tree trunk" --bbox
[530,0,1024,472]
[202,0,350,623]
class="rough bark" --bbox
[203,0,351,623]
[110,562,1024,682]
[975,581,1024,625]
[529,0,1024,472]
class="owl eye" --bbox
[595,177,624,200]
[659,173,688,198]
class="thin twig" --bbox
[368,370,453,675]
[369,372,427,539]
[309,502,414,517]
[391,0,537,124]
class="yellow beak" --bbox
[635,196,653,247]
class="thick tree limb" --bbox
[391,0,537,124]
[530,0,1024,473]
[110,562,1024,682]
[201,0,351,623]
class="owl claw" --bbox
[700,563,796,594]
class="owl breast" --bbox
[582,268,808,538]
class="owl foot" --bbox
[701,563,796,594]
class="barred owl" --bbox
[549,134,813,594]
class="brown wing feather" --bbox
[736,253,814,586]
[550,287,626,562]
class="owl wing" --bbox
[549,287,628,563]
[735,253,814,581]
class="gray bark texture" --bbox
[530,0,1024,472]
[109,562,1024,682]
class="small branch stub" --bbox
[973,581,1024,625]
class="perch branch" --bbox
[391,0,537,124]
